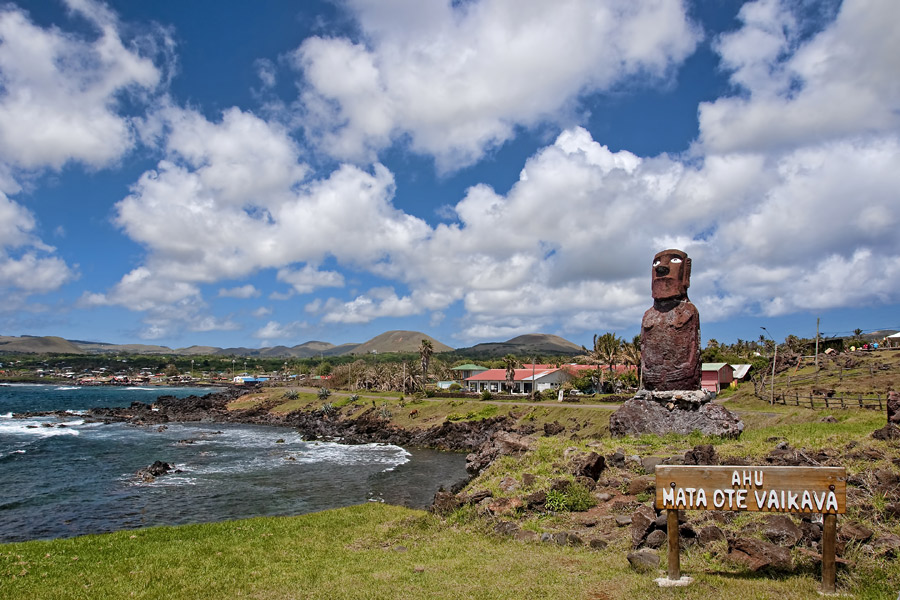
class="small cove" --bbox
[0,385,468,542]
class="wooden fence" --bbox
[772,391,886,410]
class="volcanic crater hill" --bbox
[453,333,582,358]
[348,330,453,355]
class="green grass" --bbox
[3,503,887,600]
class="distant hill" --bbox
[72,340,175,354]
[0,335,85,355]
[347,331,453,355]
[454,333,582,358]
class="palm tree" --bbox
[502,354,518,394]
[418,339,433,383]
[620,336,641,384]
[595,332,622,383]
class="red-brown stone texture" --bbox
[641,249,701,391]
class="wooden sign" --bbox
[654,465,847,593]
[655,465,846,514]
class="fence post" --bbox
[878,394,883,410]
[809,394,814,409]
[667,509,680,580]
[822,513,837,594]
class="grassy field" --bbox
[4,500,894,600]
[2,351,898,599]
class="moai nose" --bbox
[655,265,670,276]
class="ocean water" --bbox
[0,384,468,542]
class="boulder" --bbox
[606,450,626,469]
[872,423,900,440]
[840,521,874,543]
[630,504,656,548]
[136,460,174,482]
[543,421,565,436]
[640,456,665,474]
[430,490,461,515]
[524,490,547,508]
[626,548,660,572]
[494,521,520,536]
[871,533,900,558]
[763,515,803,546]
[487,497,524,516]
[683,444,717,465]
[571,451,606,480]
[645,529,667,549]
[727,537,793,571]
[627,476,654,496]
[609,396,743,438]
[888,391,900,424]
[698,525,726,545]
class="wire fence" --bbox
[771,391,886,410]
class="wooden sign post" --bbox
[655,465,846,593]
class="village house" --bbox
[701,363,735,394]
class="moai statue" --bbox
[640,249,701,391]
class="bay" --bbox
[0,384,468,542]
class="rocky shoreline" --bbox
[18,388,526,469]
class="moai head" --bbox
[651,249,691,300]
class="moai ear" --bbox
[683,257,692,289]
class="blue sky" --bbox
[1,0,898,350]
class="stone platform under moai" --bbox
[609,390,744,438]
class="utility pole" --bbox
[761,327,777,405]
[815,317,820,385]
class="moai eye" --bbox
[670,257,682,264]
[653,259,661,267]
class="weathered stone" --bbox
[487,497,524,516]
[494,521,520,536]
[550,478,570,492]
[645,529,667,549]
[566,532,584,546]
[763,515,802,546]
[463,489,492,504]
[640,249,701,391]
[799,520,822,544]
[683,444,718,465]
[521,473,537,488]
[136,460,174,482]
[727,537,793,571]
[609,396,744,438]
[499,476,518,493]
[430,490,461,515]
[626,548,660,572]
[640,456,664,474]
[888,391,900,424]
[589,537,609,550]
[607,450,626,469]
[840,521,874,543]
[524,490,547,508]
[884,502,900,519]
[571,451,606,480]
[627,476,654,496]
[543,421,565,436]
[575,476,597,490]
[631,504,656,548]
[871,533,900,557]
[597,492,612,502]
[615,515,633,527]
[698,525,726,545]
[515,530,539,543]
[872,423,900,440]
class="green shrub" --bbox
[480,390,493,401]
[545,489,568,512]
[448,383,462,391]
[282,389,299,400]
[543,483,597,512]
[446,413,465,421]
[317,387,332,400]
